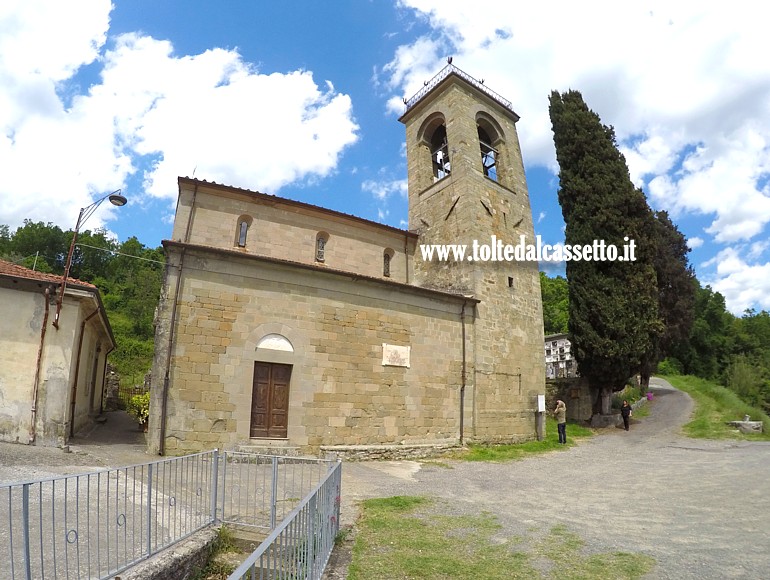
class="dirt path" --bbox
[331,378,770,579]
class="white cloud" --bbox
[388,0,770,312]
[687,237,704,250]
[0,4,359,234]
[362,178,408,201]
[704,248,770,314]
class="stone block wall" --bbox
[173,179,416,284]
[149,246,475,454]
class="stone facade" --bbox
[149,65,545,455]
[546,377,592,422]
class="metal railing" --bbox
[1,450,217,580]
[219,452,335,530]
[228,461,342,580]
[1,450,340,580]
[403,63,515,114]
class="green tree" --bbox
[669,284,732,378]
[549,89,659,414]
[639,210,696,388]
[68,228,118,281]
[0,225,11,256]
[3,220,165,389]
[540,272,569,334]
[7,220,67,270]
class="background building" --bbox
[545,333,578,379]
[0,260,115,445]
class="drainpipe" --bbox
[29,286,53,444]
[459,299,467,444]
[159,183,198,455]
[404,233,410,284]
[99,345,115,415]
[69,308,100,438]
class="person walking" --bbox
[554,400,567,444]
[620,400,632,431]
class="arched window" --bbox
[478,126,498,181]
[315,232,329,262]
[235,215,253,247]
[430,124,451,181]
[476,114,506,185]
[383,249,394,277]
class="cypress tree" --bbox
[549,90,659,414]
[639,210,696,388]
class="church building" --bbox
[147,64,545,456]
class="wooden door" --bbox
[250,363,292,438]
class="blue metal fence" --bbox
[228,461,342,580]
[0,450,340,580]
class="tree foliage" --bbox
[540,272,568,334]
[0,221,164,387]
[548,89,659,410]
[638,210,697,386]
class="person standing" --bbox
[620,400,632,431]
[554,400,567,444]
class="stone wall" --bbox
[321,443,462,461]
[173,179,417,285]
[149,245,479,455]
[546,377,593,423]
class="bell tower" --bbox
[400,63,545,442]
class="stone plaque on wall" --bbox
[382,343,410,367]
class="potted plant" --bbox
[127,391,151,431]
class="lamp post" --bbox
[52,189,128,329]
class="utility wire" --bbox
[75,243,165,264]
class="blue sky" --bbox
[1,1,769,314]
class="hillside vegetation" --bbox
[661,374,770,439]
[1,221,164,387]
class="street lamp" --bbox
[52,189,128,329]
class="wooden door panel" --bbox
[250,363,271,438]
[250,362,291,439]
[268,365,291,438]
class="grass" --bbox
[660,374,770,440]
[535,524,655,579]
[191,525,242,580]
[631,402,651,418]
[347,497,655,579]
[444,418,593,462]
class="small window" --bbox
[235,215,253,248]
[508,276,514,288]
[238,221,249,247]
[316,233,329,262]
[383,249,394,277]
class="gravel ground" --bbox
[0,410,152,484]
[2,381,768,579]
[329,378,770,579]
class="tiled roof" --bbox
[0,259,96,289]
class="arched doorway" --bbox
[251,334,293,438]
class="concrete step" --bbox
[237,439,302,456]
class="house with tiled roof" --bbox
[0,259,115,445]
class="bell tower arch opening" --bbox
[476,112,507,185]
